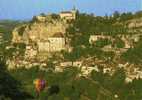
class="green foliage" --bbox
[40,13,46,17]
[13,43,26,56]
[6,65,142,100]
[18,26,26,36]
[70,34,90,47]
[0,20,24,42]
[119,12,133,22]
[134,11,142,18]
[90,68,142,99]
[0,95,11,100]
[113,37,125,48]
[3,43,26,59]
[4,47,16,59]
[0,20,22,33]
[62,46,86,61]
[121,38,142,63]
[113,11,120,19]
[0,61,33,100]
[111,68,126,91]
[1,10,142,100]
[51,14,60,19]
[95,38,112,48]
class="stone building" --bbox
[37,33,66,52]
[89,35,111,44]
[25,44,38,59]
[60,9,77,20]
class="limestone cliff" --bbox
[12,14,68,44]
[127,18,142,28]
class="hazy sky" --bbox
[0,0,141,20]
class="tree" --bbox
[18,26,26,36]
[120,12,133,21]
[121,38,142,63]
[113,11,120,19]
[113,38,125,48]
[0,60,33,100]
[135,11,142,18]
[111,68,126,91]
[95,38,112,48]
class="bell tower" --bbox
[71,6,77,19]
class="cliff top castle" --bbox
[12,8,77,44]
[59,8,77,20]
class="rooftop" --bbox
[52,32,64,37]
[60,11,72,14]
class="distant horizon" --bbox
[0,10,141,21]
[0,0,141,20]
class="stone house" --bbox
[54,61,82,72]
[55,66,64,72]
[59,61,82,68]
[54,61,72,72]
[89,35,111,44]
[89,34,141,50]
[81,66,97,76]
[60,61,73,67]
[73,61,82,67]
[25,44,38,59]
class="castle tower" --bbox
[71,6,77,19]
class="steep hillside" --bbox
[12,14,68,43]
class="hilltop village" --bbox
[0,9,142,83]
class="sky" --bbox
[0,0,141,20]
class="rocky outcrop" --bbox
[127,18,142,28]
[12,14,68,44]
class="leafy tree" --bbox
[135,11,142,18]
[113,38,125,48]
[18,26,26,36]
[121,38,142,63]
[120,12,133,21]
[111,68,126,92]
[95,38,112,48]
[113,11,120,19]
[0,60,33,100]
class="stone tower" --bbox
[71,6,77,19]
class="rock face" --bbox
[0,33,3,44]
[12,14,68,44]
[127,18,142,28]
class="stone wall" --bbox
[37,37,66,52]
